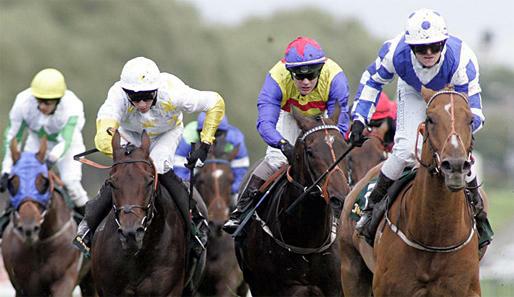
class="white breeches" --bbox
[119,126,183,174]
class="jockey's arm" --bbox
[256,74,284,148]
[94,86,124,156]
[326,71,351,135]
[48,116,79,163]
[2,93,28,174]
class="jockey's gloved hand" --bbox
[279,139,295,163]
[349,121,366,147]
[186,142,211,169]
[0,173,9,193]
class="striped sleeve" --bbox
[352,39,397,124]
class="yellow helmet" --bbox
[31,68,67,99]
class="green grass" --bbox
[481,279,514,297]
[486,188,514,231]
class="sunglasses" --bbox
[124,89,157,103]
[291,70,320,81]
[410,41,445,55]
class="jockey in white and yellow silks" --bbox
[73,57,224,258]
[223,36,350,233]
[0,69,89,232]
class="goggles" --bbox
[123,89,158,103]
[289,64,323,81]
[36,98,60,106]
[410,41,445,55]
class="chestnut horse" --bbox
[91,131,192,296]
[340,91,481,296]
[237,108,350,296]
[195,138,249,297]
[347,121,389,186]
[2,139,95,296]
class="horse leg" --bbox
[79,270,98,297]
[340,243,373,297]
[50,271,77,297]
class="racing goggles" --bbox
[123,89,158,103]
[410,41,445,55]
[289,64,323,81]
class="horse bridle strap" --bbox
[300,124,340,141]
[254,212,338,255]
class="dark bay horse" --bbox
[195,139,248,296]
[340,91,482,296]
[347,120,389,186]
[91,131,189,296]
[238,108,350,296]
[2,139,94,296]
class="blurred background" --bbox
[0,0,513,296]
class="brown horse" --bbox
[195,138,249,297]
[2,139,95,296]
[91,131,190,296]
[347,121,389,186]
[340,91,481,296]
[237,108,350,296]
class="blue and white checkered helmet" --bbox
[405,8,449,45]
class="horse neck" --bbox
[279,163,332,247]
[407,166,471,246]
[40,192,71,239]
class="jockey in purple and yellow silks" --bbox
[73,57,224,257]
[223,36,350,233]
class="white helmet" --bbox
[120,57,161,92]
[405,8,449,45]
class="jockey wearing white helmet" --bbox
[349,8,492,248]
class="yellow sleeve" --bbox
[199,94,225,144]
[94,118,120,156]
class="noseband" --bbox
[415,91,472,175]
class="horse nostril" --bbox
[441,160,451,172]
[463,160,471,172]
[33,226,40,233]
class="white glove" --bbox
[48,142,66,163]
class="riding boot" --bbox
[159,170,208,259]
[0,207,13,239]
[356,172,394,241]
[222,175,265,234]
[466,177,494,249]
[72,183,112,257]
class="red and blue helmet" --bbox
[283,36,326,71]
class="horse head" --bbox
[418,90,473,191]
[289,106,350,217]
[8,138,51,244]
[109,130,157,253]
[196,135,239,237]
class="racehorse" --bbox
[237,107,350,296]
[339,90,481,296]
[347,120,389,186]
[90,131,191,296]
[2,138,95,296]
[195,137,248,296]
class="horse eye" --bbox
[36,175,50,194]
[306,149,314,157]
[427,117,434,124]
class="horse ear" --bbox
[36,137,47,163]
[329,104,341,124]
[112,129,121,159]
[141,130,150,155]
[10,138,20,164]
[228,143,240,161]
[291,107,316,131]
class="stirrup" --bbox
[72,236,91,259]
[222,219,239,234]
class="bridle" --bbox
[110,158,158,232]
[415,90,472,175]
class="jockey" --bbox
[0,68,89,233]
[223,36,350,233]
[174,112,250,204]
[349,8,493,248]
[368,92,397,152]
[73,57,225,257]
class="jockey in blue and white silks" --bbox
[349,8,492,249]
[174,112,250,201]
[223,36,350,233]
